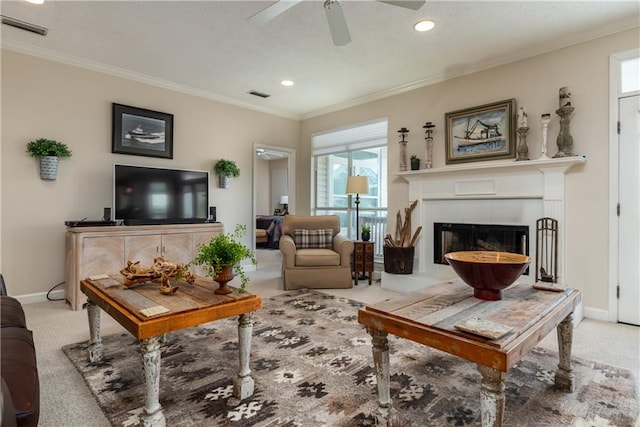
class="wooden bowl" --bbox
[444,251,531,301]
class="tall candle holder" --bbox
[516,127,530,161]
[423,122,435,169]
[398,127,409,171]
[539,113,551,160]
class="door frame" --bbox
[608,48,640,322]
[252,143,296,254]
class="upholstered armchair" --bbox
[280,215,354,290]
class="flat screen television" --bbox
[113,164,209,225]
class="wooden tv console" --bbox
[65,223,224,310]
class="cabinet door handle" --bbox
[162,246,166,254]
[156,246,160,253]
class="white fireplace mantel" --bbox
[384,155,586,292]
[394,156,586,182]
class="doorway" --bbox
[252,143,296,262]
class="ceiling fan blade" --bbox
[379,1,426,11]
[324,0,351,46]
[248,1,303,25]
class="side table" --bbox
[352,241,374,286]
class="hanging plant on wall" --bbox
[214,159,240,189]
[26,138,72,180]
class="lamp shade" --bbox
[346,175,369,195]
[280,195,289,204]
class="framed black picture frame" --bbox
[445,99,515,164]
[112,103,174,159]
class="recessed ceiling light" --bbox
[281,80,294,87]
[24,0,45,4]
[414,20,435,32]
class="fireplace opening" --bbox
[434,222,529,274]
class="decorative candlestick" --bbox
[516,126,530,161]
[554,87,575,157]
[423,122,435,169]
[515,106,529,161]
[539,113,551,160]
[398,127,409,171]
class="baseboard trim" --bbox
[583,306,610,322]
[13,289,66,305]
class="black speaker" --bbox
[209,206,216,222]
[103,207,111,221]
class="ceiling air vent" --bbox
[1,15,48,36]
[247,90,271,99]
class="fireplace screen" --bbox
[434,223,529,273]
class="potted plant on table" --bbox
[361,225,371,242]
[26,138,72,180]
[214,159,240,189]
[192,224,256,294]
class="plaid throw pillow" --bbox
[293,229,333,249]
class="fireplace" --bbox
[434,223,529,263]
[434,222,529,274]
[385,157,584,295]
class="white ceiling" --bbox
[1,1,638,119]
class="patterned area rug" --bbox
[63,290,639,426]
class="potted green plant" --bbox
[410,154,420,171]
[214,159,240,188]
[26,138,72,180]
[192,224,256,294]
[361,225,371,242]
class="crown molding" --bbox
[1,39,300,121]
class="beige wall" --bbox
[299,28,639,313]
[1,50,299,296]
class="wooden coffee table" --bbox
[358,280,581,427]
[80,275,262,427]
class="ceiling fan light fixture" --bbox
[281,80,294,87]
[414,20,435,32]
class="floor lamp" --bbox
[346,175,369,240]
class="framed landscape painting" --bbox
[112,103,174,159]
[445,99,515,164]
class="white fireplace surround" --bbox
[384,156,586,295]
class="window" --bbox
[620,57,639,94]
[312,119,388,245]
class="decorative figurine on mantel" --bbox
[423,121,435,169]
[398,127,409,171]
[554,86,576,157]
[539,113,552,160]
[516,106,530,161]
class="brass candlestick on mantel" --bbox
[398,127,409,171]
[423,122,435,169]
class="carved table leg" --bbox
[478,364,506,427]
[368,327,401,426]
[86,300,103,363]
[555,312,575,392]
[233,312,255,400]
[140,336,165,427]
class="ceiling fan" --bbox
[248,0,426,46]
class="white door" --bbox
[618,94,640,325]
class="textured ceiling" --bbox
[1,0,638,119]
